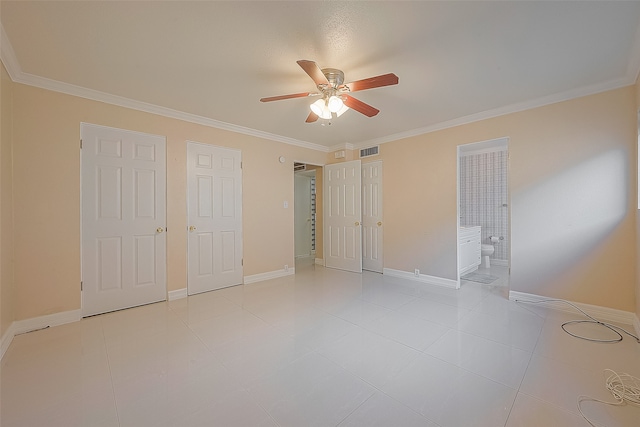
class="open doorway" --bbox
[457,137,511,289]
[294,162,322,270]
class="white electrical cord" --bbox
[514,298,640,343]
[515,298,640,426]
[577,369,640,427]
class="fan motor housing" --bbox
[321,68,344,88]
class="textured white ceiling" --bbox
[2,1,640,150]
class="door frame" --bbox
[323,159,363,273]
[456,137,511,285]
[186,141,244,295]
[362,160,383,273]
[80,122,167,316]
[294,170,315,259]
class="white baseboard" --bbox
[383,268,459,289]
[509,291,637,326]
[634,314,640,339]
[244,268,295,284]
[315,258,324,266]
[1,309,82,361]
[168,288,187,301]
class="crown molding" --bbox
[0,24,330,153]
[0,24,21,81]
[328,142,355,152]
[351,76,635,150]
[626,15,640,85]
[3,21,640,155]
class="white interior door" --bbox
[294,174,312,258]
[362,161,383,273]
[187,142,243,295]
[324,160,362,273]
[81,123,166,317]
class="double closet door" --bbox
[324,160,383,274]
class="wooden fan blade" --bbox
[297,60,329,86]
[341,73,399,92]
[343,95,379,117]
[260,92,313,102]
[305,111,319,123]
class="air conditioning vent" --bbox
[360,146,379,158]
[294,162,306,171]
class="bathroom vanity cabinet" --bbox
[459,226,481,275]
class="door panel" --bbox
[187,142,243,295]
[82,124,166,316]
[362,161,383,273]
[324,160,362,273]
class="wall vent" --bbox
[360,146,379,158]
[294,162,306,171]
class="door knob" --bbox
[377,221,382,226]
[156,227,164,233]
[355,222,360,226]
[189,226,196,232]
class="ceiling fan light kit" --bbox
[260,60,399,123]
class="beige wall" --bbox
[3,72,638,323]
[10,83,325,321]
[377,87,637,311]
[0,62,14,338]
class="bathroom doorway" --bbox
[457,137,511,288]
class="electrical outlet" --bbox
[284,265,289,272]
[414,269,420,277]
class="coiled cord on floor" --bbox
[515,298,640,426]
[514,298,640,344]
[577,369,640,427]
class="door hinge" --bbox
[80,139,83,149]
[80,281,83,291]
[241,259,243,266]
[240,161,243,169]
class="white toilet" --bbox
[481,244,494,268]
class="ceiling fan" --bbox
[260,60,399,123]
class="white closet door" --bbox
[81,124,166,316]
[362,161,383,273]
[324,160,362,273]
[187,142,243,295]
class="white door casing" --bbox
[324,160,362,273]
[362,161,383,273]
[294,174,312,258]
[187,142,243,295]
[81,123,167,317]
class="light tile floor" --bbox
[2,261,639,426]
